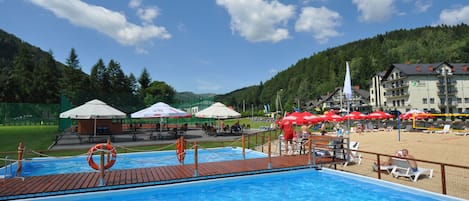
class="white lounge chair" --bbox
[390,158,433,182]
[372,163,395,174]
[343,141,362,166]
[435,124,451,134]
[454,127,469,136]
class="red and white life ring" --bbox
[87,143,117,170]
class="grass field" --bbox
[0,118,274,159]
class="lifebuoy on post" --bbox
[87,143,117,170]
[176,137,186,164]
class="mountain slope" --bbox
[215,24,469,111]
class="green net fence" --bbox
[1,93,215,129]
[0,102,60,126]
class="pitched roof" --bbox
[382,62,469,81]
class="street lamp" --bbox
[276,89,283,115]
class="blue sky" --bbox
[1,0,468,94]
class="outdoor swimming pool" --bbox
[2,147,266,177]
[24,168,462,201]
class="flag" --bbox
[343,61,352,100]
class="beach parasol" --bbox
[59,99,126,136]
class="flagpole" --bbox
[343,61,352,134]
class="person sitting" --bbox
[231,121,242,133]
[401,149,418,172]
[320,122,327,135]
[377,149,404,166]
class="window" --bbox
[430,98,435,104]
[458,98,462,103]
[458,108,462,113]
[465,98,469,103]
[423,98,427,104]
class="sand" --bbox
[257,130,469,200]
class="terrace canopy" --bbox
[59,99,126,136]
[195,102,241,119]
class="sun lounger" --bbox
[343,141,362,166]
[455,132,469,136]
[390,158,433,182]
[372,163,395,174]
[435,124,451,134]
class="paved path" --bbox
[50,128,270,151]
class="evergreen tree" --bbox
[33,50,60,103]
[11,45,34,102]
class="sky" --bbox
[1,0,469,94]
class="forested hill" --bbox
[215,24,469,112]
[0,29,209,112]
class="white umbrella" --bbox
[131,102,190,118]
[59,99,126,136]
[195,102,241,119]
[131,102,190,133]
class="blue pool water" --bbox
[24,168,462,201]
[2,147,266,177]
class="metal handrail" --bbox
[354,149,469,195]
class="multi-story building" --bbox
[306,86,371,113]
[371,62,469,114]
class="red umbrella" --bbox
[324,112,344,122]
[344,111,367,120]
[367,111,392,120]
[304,115,321,124]
[400,111,434,120]
[282,111,306,125]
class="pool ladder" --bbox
[2,156,14,179]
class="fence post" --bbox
[255,133,258,146]
[16,142,24,177]
[441,164,446,194]
[99,149,105,186]
[261,133,265,153]
[194,141,199,177]
[376,154,381,179]
[242,134,245,160]
[308,137,312,165]
[268,136,272,169]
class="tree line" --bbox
[0,29,177,113]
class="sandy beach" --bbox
[258,130,469,200]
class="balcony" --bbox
[384,92,409,99]
[437,90,457,96]
[438,102,457,108]
[382,75,407,83]
[436,80,457,87]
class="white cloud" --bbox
[136,7,159,23]
[128,0,141,9]
[295,6,341,43]
[437,6,469,25]
[269,68,278,74]
[415,0,432,12]
[216,0,295,43]
[31,0,170,48]
[352,0,395,23]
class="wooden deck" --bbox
[0,155,343,200]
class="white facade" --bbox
[371,62,469,114]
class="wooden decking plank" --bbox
[0,155,341,199]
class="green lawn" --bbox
[0,118,275,159]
